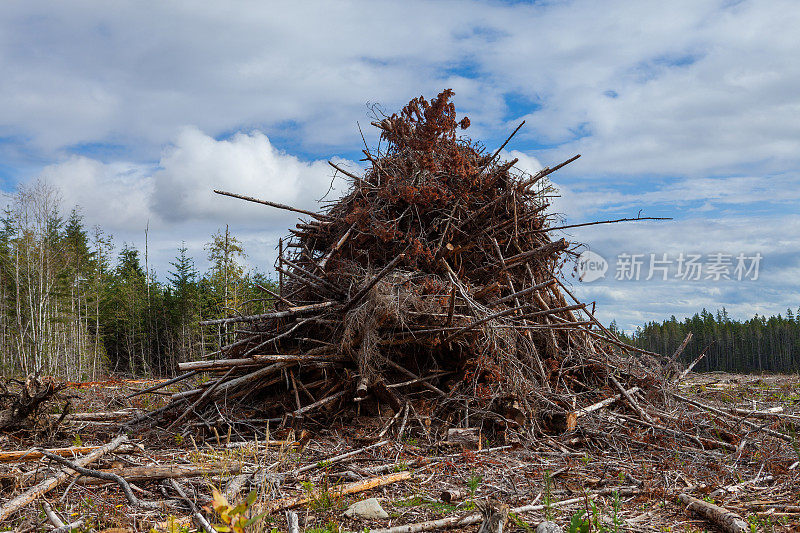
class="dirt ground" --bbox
[1,372,798,532]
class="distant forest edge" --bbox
[1,181,797,379]
[616,308,800,374]
[0,181,276,380]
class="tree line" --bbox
[614,307,800,373]
[0,180,275,380]
[3,181,796,379]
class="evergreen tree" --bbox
[168,243,198,302]
[101,244,149,374]
[166,243,201,364]
[632,307,800,373]
[202,227,247,350]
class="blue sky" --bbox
[1,0,799,331]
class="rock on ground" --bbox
[344,498,389,520]
[535,521,563,533]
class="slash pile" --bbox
[139,90,670,438]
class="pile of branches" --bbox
[135,90,672,439]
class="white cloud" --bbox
[0,0,796,181]
[151,127,348,224]
[560,213,800,330]
[548,171,800,224]
[485,0,800,177]
[38,156,154,233]
[30,127,354,279]
[504,149,543,177]
[36,127,354,232]
[2,0,799,331]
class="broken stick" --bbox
[678,493,748,533]
[369,494,595,533]
[265,471,411,513]
[0,434,128,522]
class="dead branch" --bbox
[266,470,411,513]
[0,434,128,522]
[37,449,170,510]
[678,493,748,533]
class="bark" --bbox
[0,434,128,522]
[369,495,594,533]
[266,471,411,512]
[678,493,749,533]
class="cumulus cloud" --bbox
[151,127,348,224]
[30,127,354,279]
[0,0,797,181]
[37,156,154,232]
[36,127,353,231]
[485,0,800,177]
[2,0,799,330]
[504,149,543,177]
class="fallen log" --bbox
[47,410,140,422]
[498,239,569,270]
[574,387,640,418]
[178,354,349,372]
[0,442,140,463]
[125,370,199,398]
[225,439,300,449]
[52,519,85,533]
[384,360,448,398]
[722,406,800,421]
[0,434,128,522]
[709,473,774,501]
[37,449,171,510]
[286,510,300,533]
[76,464,242,485]
[672,392,793,443]
[42,501,67,530]
[489,279,556,307]
[369,494,595,533]
[295,439,390,474]
[209,362,294,401]
[198,301,334,326]
[440,489,469,503]
[168,367,236,430]
[608,375,654,424]
[169,478,219,533]
[678,493,748,533]
[177,358,257,371]
[288,389,348,418]
[266,470,411,512]
[445,427,481,450]
[612,412,738,451]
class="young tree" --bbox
[87,225,114,378]
[168,243,199,307]
[101,244,149,375]
[11,179,63,375]
[202,227,247,350]
[167,243,200,364]
[0,208,16,374]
